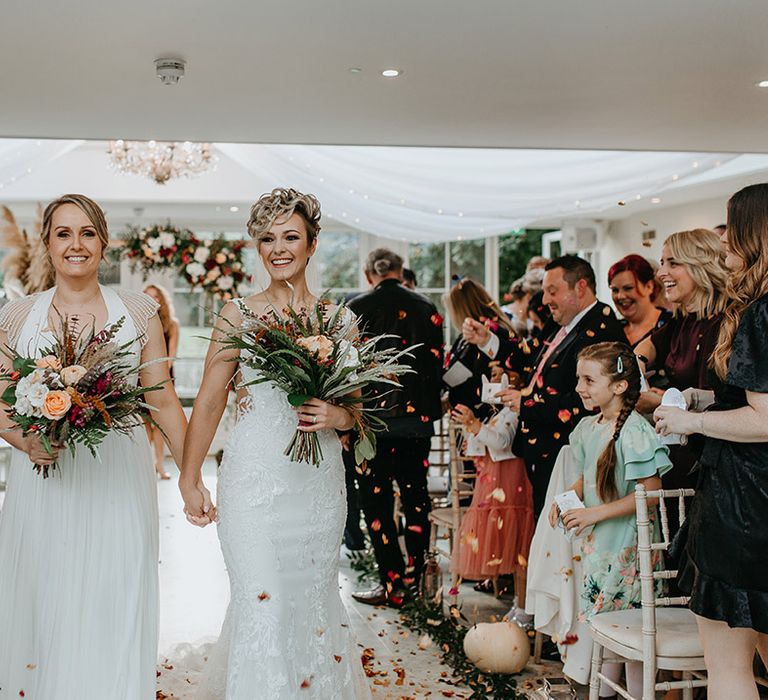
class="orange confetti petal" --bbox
[258,591,270,601]
[371,519,382,532]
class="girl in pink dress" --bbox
[450,403,535,604]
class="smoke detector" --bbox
[154,58,186,85]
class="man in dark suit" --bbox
[464,255,625,517]
[348,248,444,606]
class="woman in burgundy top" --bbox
[608,253,672,349]
[635,228,729,496]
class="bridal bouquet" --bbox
[221,301,413,466]
[1,316,163,477]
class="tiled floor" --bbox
[157,459,570,699]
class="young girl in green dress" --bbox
[549,341,672,697]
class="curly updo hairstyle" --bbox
[246,188,322,244]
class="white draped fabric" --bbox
[217,144,737,241]
[0,137,751,242]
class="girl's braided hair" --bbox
[577,341,642,502]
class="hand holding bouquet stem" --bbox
[219,298,415,466]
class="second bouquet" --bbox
[221,299,414,466]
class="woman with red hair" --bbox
[608,254,671,348]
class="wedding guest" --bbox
[655,184,768,699]
[401,267,417,289]
[634,230,728,508]
[450,399,534,620]
[444,278,516,421]
[608,254,671,348]
[349,248,444,606]
[551,342,672,698]
[143,284,180,480]
[526,255,550,272]
[502,278,530,336]
[471,255,625,517]
[527,290,551,337]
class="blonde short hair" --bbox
[663,228,728,317]
[247,188,321,243]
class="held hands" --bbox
[295,398,354,432]
[462,318,491,346]
[179,477,216,528]
[450,404,481,435]
[25,434,61,465]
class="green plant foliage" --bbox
[497,229,556,299]
[399,593,523,699]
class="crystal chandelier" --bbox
[107,140,215,184]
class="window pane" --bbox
[316,231,359,289]
[408,242,446,289]
[450,240,485,285]
[174,291,204,328]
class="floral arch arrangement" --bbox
[117,224,252,301]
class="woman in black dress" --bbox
[654,184,768,699]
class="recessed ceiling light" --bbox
[229,206,239,212]
[381,69,402,78]
[349,67,363,74]
[651,197,661,204]
[757,80,768,88]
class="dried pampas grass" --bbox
[0,204,54,297]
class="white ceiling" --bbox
[3,0,768,152]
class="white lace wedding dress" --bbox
[162,299,370,699]
[0,285,160,699]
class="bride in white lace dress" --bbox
[0,195,191,699]
[177,189,371,699]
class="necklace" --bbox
[51,287,103,329]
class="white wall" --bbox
[596,195,728,303]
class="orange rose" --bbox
[296,335,334,362]
[41,390,72,420]
[35,355,62,371]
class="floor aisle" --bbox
[157,460,471,698]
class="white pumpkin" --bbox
[462,621,530,674]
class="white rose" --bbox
[186,262,205,278]
[26,382,49,409]
[15,395,34,416]
[159,232,175,248]
[16,370,48,405]
[194,246,210,263]
[341,343,360,369]
[217,275,234,290]
[147,235,162,251]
